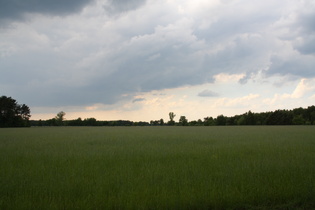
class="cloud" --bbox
[291,78,315,98]
[214,73,245,83]
[132,98,145,103]
[214,94,260,108]
[291,2,315,55]
[267,53,315,78]
[265,0,315,78]
[1,0,315,113]
[262,78,315,109]
[103,0,147,15]
[198,90,219,97]
[0,0,95,25]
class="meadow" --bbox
[0,126,314,209]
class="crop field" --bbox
[0,126,314,209]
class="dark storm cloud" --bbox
[0,0,95,23]
[103,0,147,15]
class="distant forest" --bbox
[30,105,315,127]
[2,95,314,127]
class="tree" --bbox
[0,96,31,127]
[67,117,83,126]
[237,111,256,125]
[84,118,98,126]
[266,110,293,125]
[216,114,226,126]
[237,115,246,125]
[292,115,305,125]
[168,112,176,125]
[245,111,255,125]
[179,116,188,126]
[204,117,215,126]
[55,111,66,126]
[150,120,159,125]
[306,106,315,124]
[47,118,57,126]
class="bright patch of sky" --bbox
[1,0,314,121]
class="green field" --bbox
[0,126,314,209]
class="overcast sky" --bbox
[1,0,315,121]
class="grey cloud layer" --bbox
[1,0,315,108]
[292,11,315,55]
[103,0,147,15]
[0,0,147,25]
[267,1,315,78]
[0,0,95,23]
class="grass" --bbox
[0,126,314,209]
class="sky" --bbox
[1,0,315,122]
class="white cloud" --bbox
[213,94,260,109]
[291,79,315,98]
[213,73,245,83]
[262,78,315,110]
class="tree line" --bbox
[1,95,315,127]
[30,106,315,127]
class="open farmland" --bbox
[0,126,314,209]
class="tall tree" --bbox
[55,111,66,126]
[0,96,31,127]
[168,112,176,125]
